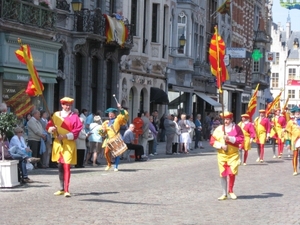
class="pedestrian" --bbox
[123,124,146,161]
[254,109,271,163]
[148,116,158,156]
[178,113,190,153]
[172,115,180,154]
[270,108,286,158]
[164,114,176,155]
[46,97,82,197]
[210,111,244,200]
[237,114,255,165]
[187,115,196,150]
[286,106,300,175]
[86,115,102,166]
[139,111,150,156]
[98,104,129,171]
[194,114,204,149]
[27,109,46,168]
[75,117,88,168]
[159,114,166,142]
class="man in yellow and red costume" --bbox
[254,109,271,162]
[270,108,287,158]
[286,106,300,175]
[46,97,82,197]
[238,114,255,165]
[99,103,129,171]
[210,111,244,200]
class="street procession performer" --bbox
[210,111,244,200]
[99,103,129,171]
[270,107,287,159]
[285,106,300,175]
[237,114,255,165]
[253,109,271,163]
[46,97,82,197]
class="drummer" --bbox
[99,103,129,171]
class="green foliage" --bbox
[0,112,18,138]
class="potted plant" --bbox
[0,112,19,187]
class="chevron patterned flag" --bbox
[104,14,129,47]
[217,0,231,15]
[209,26,229,93]
[266,89,283,116]
[246,84,259,122]
[15,39,44,96]
[282,97,290,121]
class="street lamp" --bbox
[71,0,82,12]
[169,34,186,52]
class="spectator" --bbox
[139,111,150,156]
[27,109,46,168]
[80,109,88,124]
[178,113,190,153]
[73,108,80,116]
[75,117,88,168]
[86,115,102,166]
[159,114,166,142]
[9,127,40,183]
[164,114,176,155]
[172,116,180,154]
[148,116,158,156]
[194,114,204,149]
[123,124,146,161]
[23,113,31,137]
[203,112,212,141]
[40,110,52,168]
[187,115,196,150]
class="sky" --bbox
[272,0,300,30]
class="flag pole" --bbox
[215,26,226,134]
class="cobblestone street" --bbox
[1,141,299,225]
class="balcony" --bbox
[251,72,270,90]
[0,0,56,30]
[254,30,271,44]
[230,72,246,87]
[73,9,133,46]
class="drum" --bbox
[107,134,128,157]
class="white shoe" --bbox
[149,154,154,156]
[273,155,276,159]
[153,152,158,155]
[114,168,118,172]
[256,158,260,162]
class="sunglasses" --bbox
[17,131,23,133]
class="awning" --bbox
[168,93,187,109]
[150,87,169,104]
[194,92,222,111]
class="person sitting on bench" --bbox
[123,124,146,161]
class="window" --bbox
[199,25,204,61]
[75,53,83,110]
[177,12,186,54]
[253,61,259,72]
[254,5,260,30]
[271,73,279,88]
[91,57,98,113]
[194,22,199,60]
[109,0,116,14]
[288,90,295,99]
[275,52,279,65]
[142,0,147,53]
[151,3,159,42]
[288,68,296,80]
[131,0,137,36]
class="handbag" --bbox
[148,129,154,141]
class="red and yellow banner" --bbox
[217,0,231,15]
[104,14,129,47]
[266,89,283,116]
[246,84,259,121]
[15,39,44,96]
[209,26,229,93]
